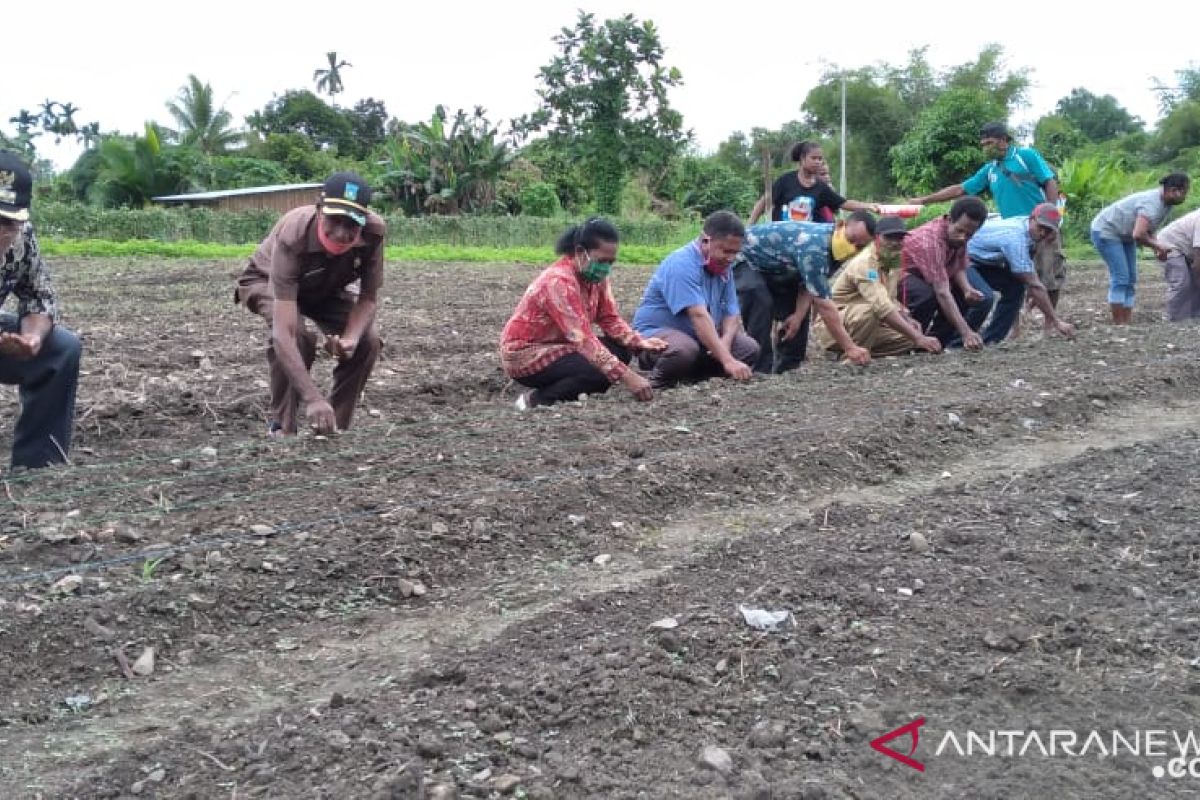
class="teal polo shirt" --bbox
[961,146,1056,218]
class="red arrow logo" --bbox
[870,717,926,772]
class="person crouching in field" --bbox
[632,211,759,389]
[1157,207,1200,321]
[1,151,82,470]
[500,218,667,409]
[235,172,386,435]
[1090,173,1191,325]
[813,216,943,359]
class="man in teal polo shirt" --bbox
[908,123,1066,319]
[909,122,1059,217]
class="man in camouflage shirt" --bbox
[0,152,82,469]
[733,213,878,372]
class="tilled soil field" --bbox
[2,256,1200,799]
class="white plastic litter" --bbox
[738,605,792,631]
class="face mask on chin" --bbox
[700,237,731,277]
[831,226,858,262]
[877,245,902,271]
[317,217,362,256]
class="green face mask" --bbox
[579,257,612,283]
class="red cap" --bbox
[1031,202,1062,230]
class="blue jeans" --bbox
[969,263,1026,344]
[1091,230,1138,307]
[0,312,82,468]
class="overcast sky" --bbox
[7,1,1196,172]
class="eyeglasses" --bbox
[0,218,24,232]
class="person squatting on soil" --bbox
[747,141,881,364]
[1090,173,1191,325]
[632,211,759,389]
[0,152,82,470]
[733,214,878,371]
[907,121,1067,325]
[965,203,1077,343]
[813,216,943,359]
[499,218,668,409]
[235,172,386,435]
[1156,207,1200,322]
[899,197,992,351]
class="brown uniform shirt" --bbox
[240,205,386,303]
[828,245,901,321]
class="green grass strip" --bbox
[39,239,675,266]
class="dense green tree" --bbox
[342,98,389,158]
[247,90,353,154]
[941,44,1029,111]
[1154,63,1200,114]
[248,132,340,181]
[519,11,688,215]
[379,105,513,215]
[1153,100,1200,163]
[667,154,757,217]
[90,124,194,207]
[1033,114,1087,166]
[1053,88,1142,142]
[890,89,1006,194]
[803,69,910,197]
[165,75,241,154]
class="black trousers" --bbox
[734,262,807,374]
[516,339,631,406]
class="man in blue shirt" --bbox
[733,214,876,372]
[966,204,1077,344]
[633,211,759,388]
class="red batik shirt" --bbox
[500,257,645,382]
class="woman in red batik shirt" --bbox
[500,218,667,409]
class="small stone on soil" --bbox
[132,647,156,676]
[51,574,83,594]
[492,774,522,794]
[699,745,734,775]
[908,532,930,553]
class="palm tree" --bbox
[165,74,242,155]
[91,123,185,207]
[313,52,352,105]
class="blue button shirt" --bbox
[633,240,740,338]
[967,217,1035,274]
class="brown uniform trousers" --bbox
[814,304,915,358]
[236,280,381,434]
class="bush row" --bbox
[32,203,700,248]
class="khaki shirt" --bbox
[241,205,386,302]
[829,244,901,320]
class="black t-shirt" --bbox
[770,172,845,222]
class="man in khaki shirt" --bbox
[236,171,386,435]
[814,217,942,358]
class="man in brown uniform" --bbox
[236,172,386,435]
[814,217,942,358]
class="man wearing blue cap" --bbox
[236,171,387,435]
[1,151,82,470]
